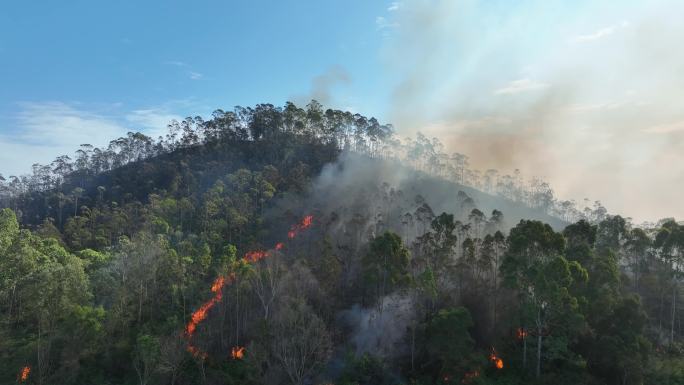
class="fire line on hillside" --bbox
[184,215,314,359]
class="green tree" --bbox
[654,220,684,345]
[425,307,477,380]
[362,231,410,304]
[501,220,586,378]
[134,334,160,385]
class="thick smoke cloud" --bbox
[380,0,684,222]
[307,152,566,235]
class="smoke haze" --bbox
[380,0,684,223]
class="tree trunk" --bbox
[411,324,416,372]
[536,307,543,378]
[671,281,677,345]
[536,332,542,378]
[523,333,527,369]
[235,278,240,345]
[139,280,144,323]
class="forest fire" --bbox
[231,346,245,360]
[184,215,314,359]
[490,348,504,369]
[185,274,234,338]
[244,250,269,263]
[288,214,314,239]
[18,366,30,382]
[516,327,528,339]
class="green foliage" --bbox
[362,231,411,297]
[1,105,684,385]
[339,353,400,385]
[425,307,477,376]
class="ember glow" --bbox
[517,327,528,339]
[231,346,245,360]
[244,250,269,263]
[184,215,314,358]
[490,348,504,369]
[288,214,314,239]
[18,366,30,382]
[461,370,480,384]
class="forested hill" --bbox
[1,102,683,385]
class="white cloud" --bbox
[126,108,183,139]
[164,60,188,67]
[0,102,187,176]
[164,61,203,80]
[0,102,130,175]
[376,16,399,31]
[388,2,402,12]
[570,20,630,43]
[14,102,127,146]
[493,78,548,95]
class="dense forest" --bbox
[1,101,683,385]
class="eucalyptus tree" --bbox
[501,220,586,378]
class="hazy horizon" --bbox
[2,0,682,223]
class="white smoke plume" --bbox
[379,0,684,222]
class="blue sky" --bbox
[0,1,390,117]
[2,1,684,222]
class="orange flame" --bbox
[231,346,245,360]
[489,348,504,369]
[516,327,528,339]
[18,366,30,382]
[288,215,314,239]
[185,274,234,341]
[244,250,269,263]
[186,345,208,360]
[184,215,314,358]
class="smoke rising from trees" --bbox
[380,0,684,222]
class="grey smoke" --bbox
[293,66,351,106]
[379,0,684,222]
[340,293,416,359]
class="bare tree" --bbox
[271,298,331,385]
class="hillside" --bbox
[0,102,683,385]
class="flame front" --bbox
[244,250,269,263]
[288,215,314,239]
[231,346,245,360]
[18,366,30,382]
[184,215,314,359]
[489,348,504,369]
[185,274,234,339]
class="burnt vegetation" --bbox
[0,101,682,385]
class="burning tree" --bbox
[501,220,586,378]
[183,215,316,360]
